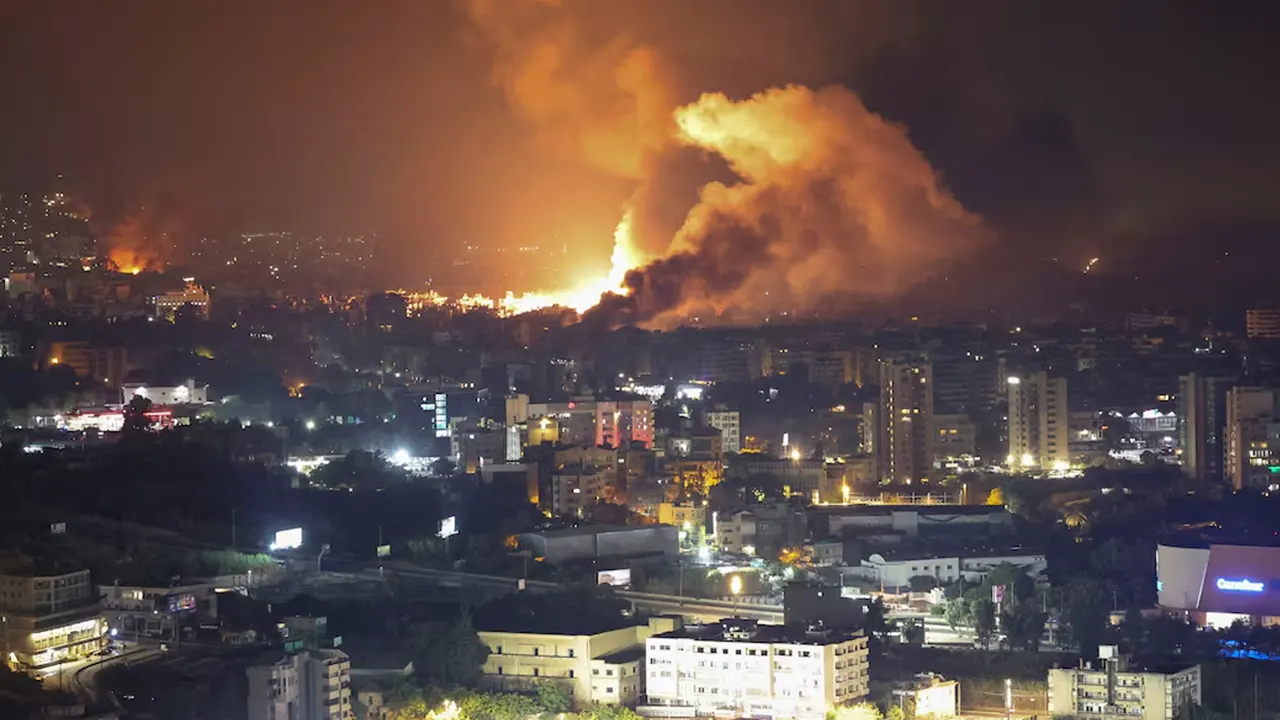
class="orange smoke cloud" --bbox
[589,86,990,327]
[462,0,674,180]
[464,4,988,327]
[103,209,172,274]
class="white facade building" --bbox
[247,649,351,720]
[643,620,869,720]
[1007,371,1069,472]
[703,409,742,454]
[1047,649,1199,720]
[122,379,209,406]
[152,283,210,320]
[855,550,1047,590]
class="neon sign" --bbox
[1216,578,1264,593]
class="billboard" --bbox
[376,544,392,558]
[438,516,457,539]
[270,527,303,551]
[597,568,632,587]
[166,592,197,613]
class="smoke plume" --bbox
[101,207,175,273]
[590,86,989,327]
[464,2,988,327]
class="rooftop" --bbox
[527,524,672,539]
[809,505,1010,517]
[653,619,864,646]
[596,646,646,664]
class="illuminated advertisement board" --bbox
[1158,542,1280,616]
[270,527,303,551]
[166,593,197,613]
[597,568,632,587]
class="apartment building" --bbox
[246,649,351,720]
[877,357,934,483]
[479,617,678,708]
[1007,371,1069,472]
[644,619,869,720]
[0,566,107,677]
[1047,648,1199,720]
[703,408,742,454]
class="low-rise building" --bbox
[479,617,678,708]
[99,581,220,640]
[0,566,106,677]
[520,525,678,565]
[1047,648,1199,720]
[122,379,208,406]
[643,619,869,720]
[854,548,1046,590]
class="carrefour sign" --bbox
[1216,577,1265,593]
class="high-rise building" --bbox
[247,649,351,720]
[703,407,741,454]
[525,399,653,449]
[877,358,933,483]
[1007,371,1070,472]
[643,619,869,720]
[1178,374,1235,482]
[1246,308,1280,339]
[1225,386,1279,490]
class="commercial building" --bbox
[519,525,678,565]
[1157,536,1280,626]
[643,619,869,720]
[122,379,209,406]
[478,617,677,707]
[1225,387,1280,490]
[1246,308,1280,340]
[0,567,107,677]
[99,582,221,639]
[1178,374,1235,482]
[152,282,210,320]
[1047,648,1200,720]
[853,548,1046,590]
[1007,371,1069,472]
[877,357,934,483]
[702,408,741,454]
[246,648,351,720]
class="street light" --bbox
[729,575,743,617]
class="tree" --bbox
[944,597,970,632]
[985,487,1005,506]
[409,609,490,687]
[828,704,883,720]
[971,597,997,648]
[580,707,645,720]
[122,395,154,436]
[1061,575,1111,658]
[885,705,906,720]
[430,458,458,477]
[312,449,407,491]
[534,682,572,714]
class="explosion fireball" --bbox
[452,0,989,327]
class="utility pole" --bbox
[230,508,237,551]
[678,556,684,605]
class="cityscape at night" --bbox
[1,2,1280,719]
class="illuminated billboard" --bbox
[597,568,632,587]
[438,516,457,539]
[270,527,303,551]
[166,593,197,613]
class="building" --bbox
[549,465,607,518]
[1246,308,1280,339]
[928,413,977,467]
[478,617,677,707]
[246,648,351,720]
[703,408,742,454]
[525,398,654,449]
[121,379,208,406]
[1047,648,1199,720]
[1178,374,1235,482]
[152,282,210,320]
[1225,387,1279,490]
[643,619,869,720]
[519,525,678,565]
[657,502,707,542]
[809,505,1013,541]
[99,581,221,639]
[854,548,1046,590]
[713,504,808,558]
[0,566,107,677]
[1007,371,1069,472]
[0,329,20,357]
[877,357,934,483]
[41,341,129,385]
[1157,535,1280,626]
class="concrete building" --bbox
[643,619,869,720]
[1047,649,1199,720]
[877,357,934,483]
[246,649,352,720]
[152,282,210,320]
[519,525,678,565]
[1178,374,1235,482]
[1225,387,1279,490]
[41,341,128,385]
[525,398,654,449]
[657,502,707,540]
[99,581,221,640]
[928,413,977,466]
[122,379,208,406]
[549,465,607,518]
[855,548,1046,590]
[703,408,741,454]
[810,505,1013,541]
[1007,371,1069,472]
[0,329,20,357]
[479,617,677,707]
[1246,308,1280,339]
[0,567,106,677]
[713,504,808,558]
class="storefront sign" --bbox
[1216,577,1265,593]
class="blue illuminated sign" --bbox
[1216,577,1265,593]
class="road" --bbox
[63,645,162,707]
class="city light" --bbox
[305,419,316,430]
[390,448,411,465]
[729,575,743,596]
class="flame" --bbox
[107,247,147,275]
[404,212,641,317]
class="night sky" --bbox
[2,1,1278,311]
